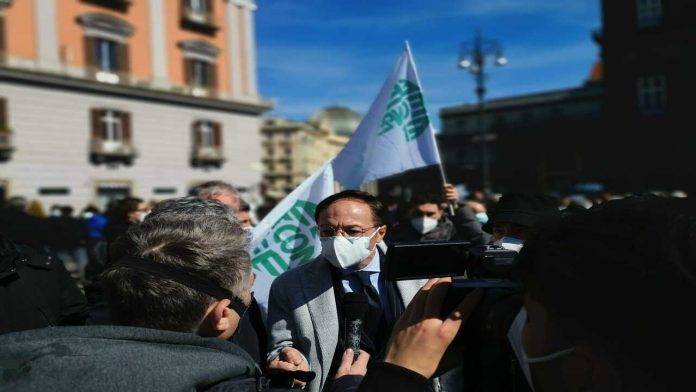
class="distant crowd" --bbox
[0,182,693,391]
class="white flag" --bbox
[332,42,442,189]
[250,162,334,310]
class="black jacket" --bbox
[0,236,88,334]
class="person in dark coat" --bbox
[0,198,271,391]
[102,197,148,247]
[482,193,560,243]
[0,234,88,335]
[0,196,52,251]
[387,184,488,245]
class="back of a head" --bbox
[7,196,28,211]
[101,197,250,333]
[192,181,238,199]
[107,197,143,223]
[516,195,696,389]
[484,193,559,232]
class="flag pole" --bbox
[438,162,456,217]
[404,40,454,217]
[404,41,457,217]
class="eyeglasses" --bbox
[318,225,379,237]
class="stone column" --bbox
[242,1,258,98]
[229,0,258,99]
[226,0,242,98]
[148,0,169,88]
[36,0,60,72]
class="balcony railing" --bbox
[90,138,137,165]
[191,146,225,168]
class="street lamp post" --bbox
[458,30,507,193]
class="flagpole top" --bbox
[404,40,412,53]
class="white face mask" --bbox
[507,308,575,391]
[410,216,439,234]
[138,211,149,223]
[320,228,380,269]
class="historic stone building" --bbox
[260,106,361,202]
[0,0,270,209]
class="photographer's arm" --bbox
[357,278,483,392]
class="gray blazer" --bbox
[267,255,426,392]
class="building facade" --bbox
[596,0,696,191]
[260,106,361,202]
[439,80,603,192]
[0,0,270,209]
[439,0,696,193]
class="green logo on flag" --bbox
[251,200,319,276]
[379,79,430,141]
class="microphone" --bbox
[343,292,369,361]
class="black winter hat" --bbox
[483,193,560,233]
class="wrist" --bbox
[384,353,435,379]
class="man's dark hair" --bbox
[409,193,444,208]
[515,195,696,390]
[106,197,143,224]
[315,190,384,225]
[101,198,250,333]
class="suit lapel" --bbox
[299,257,338,388]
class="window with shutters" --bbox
[181,0,218,34]
[637,0,662,28]
[89,108,136,166]
[191,120,224,168]
[94,38,119,73]
[183,58,217,97]
[637,74,667,114]
[77,13,133,84]
[179,40,219,97]
[0,97,13,162]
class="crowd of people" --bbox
[0,180,693,391]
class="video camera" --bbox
[385,240,523,344]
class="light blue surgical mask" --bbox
[475,212,489,225]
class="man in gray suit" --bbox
[267,190,426,392]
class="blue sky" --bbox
[256,0,601,130]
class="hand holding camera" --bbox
[384,278,483,378]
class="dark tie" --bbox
[355,271,383,347]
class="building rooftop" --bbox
[309,105,362,136]
[440,82,603,117]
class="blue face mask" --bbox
[475,212,489,225]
